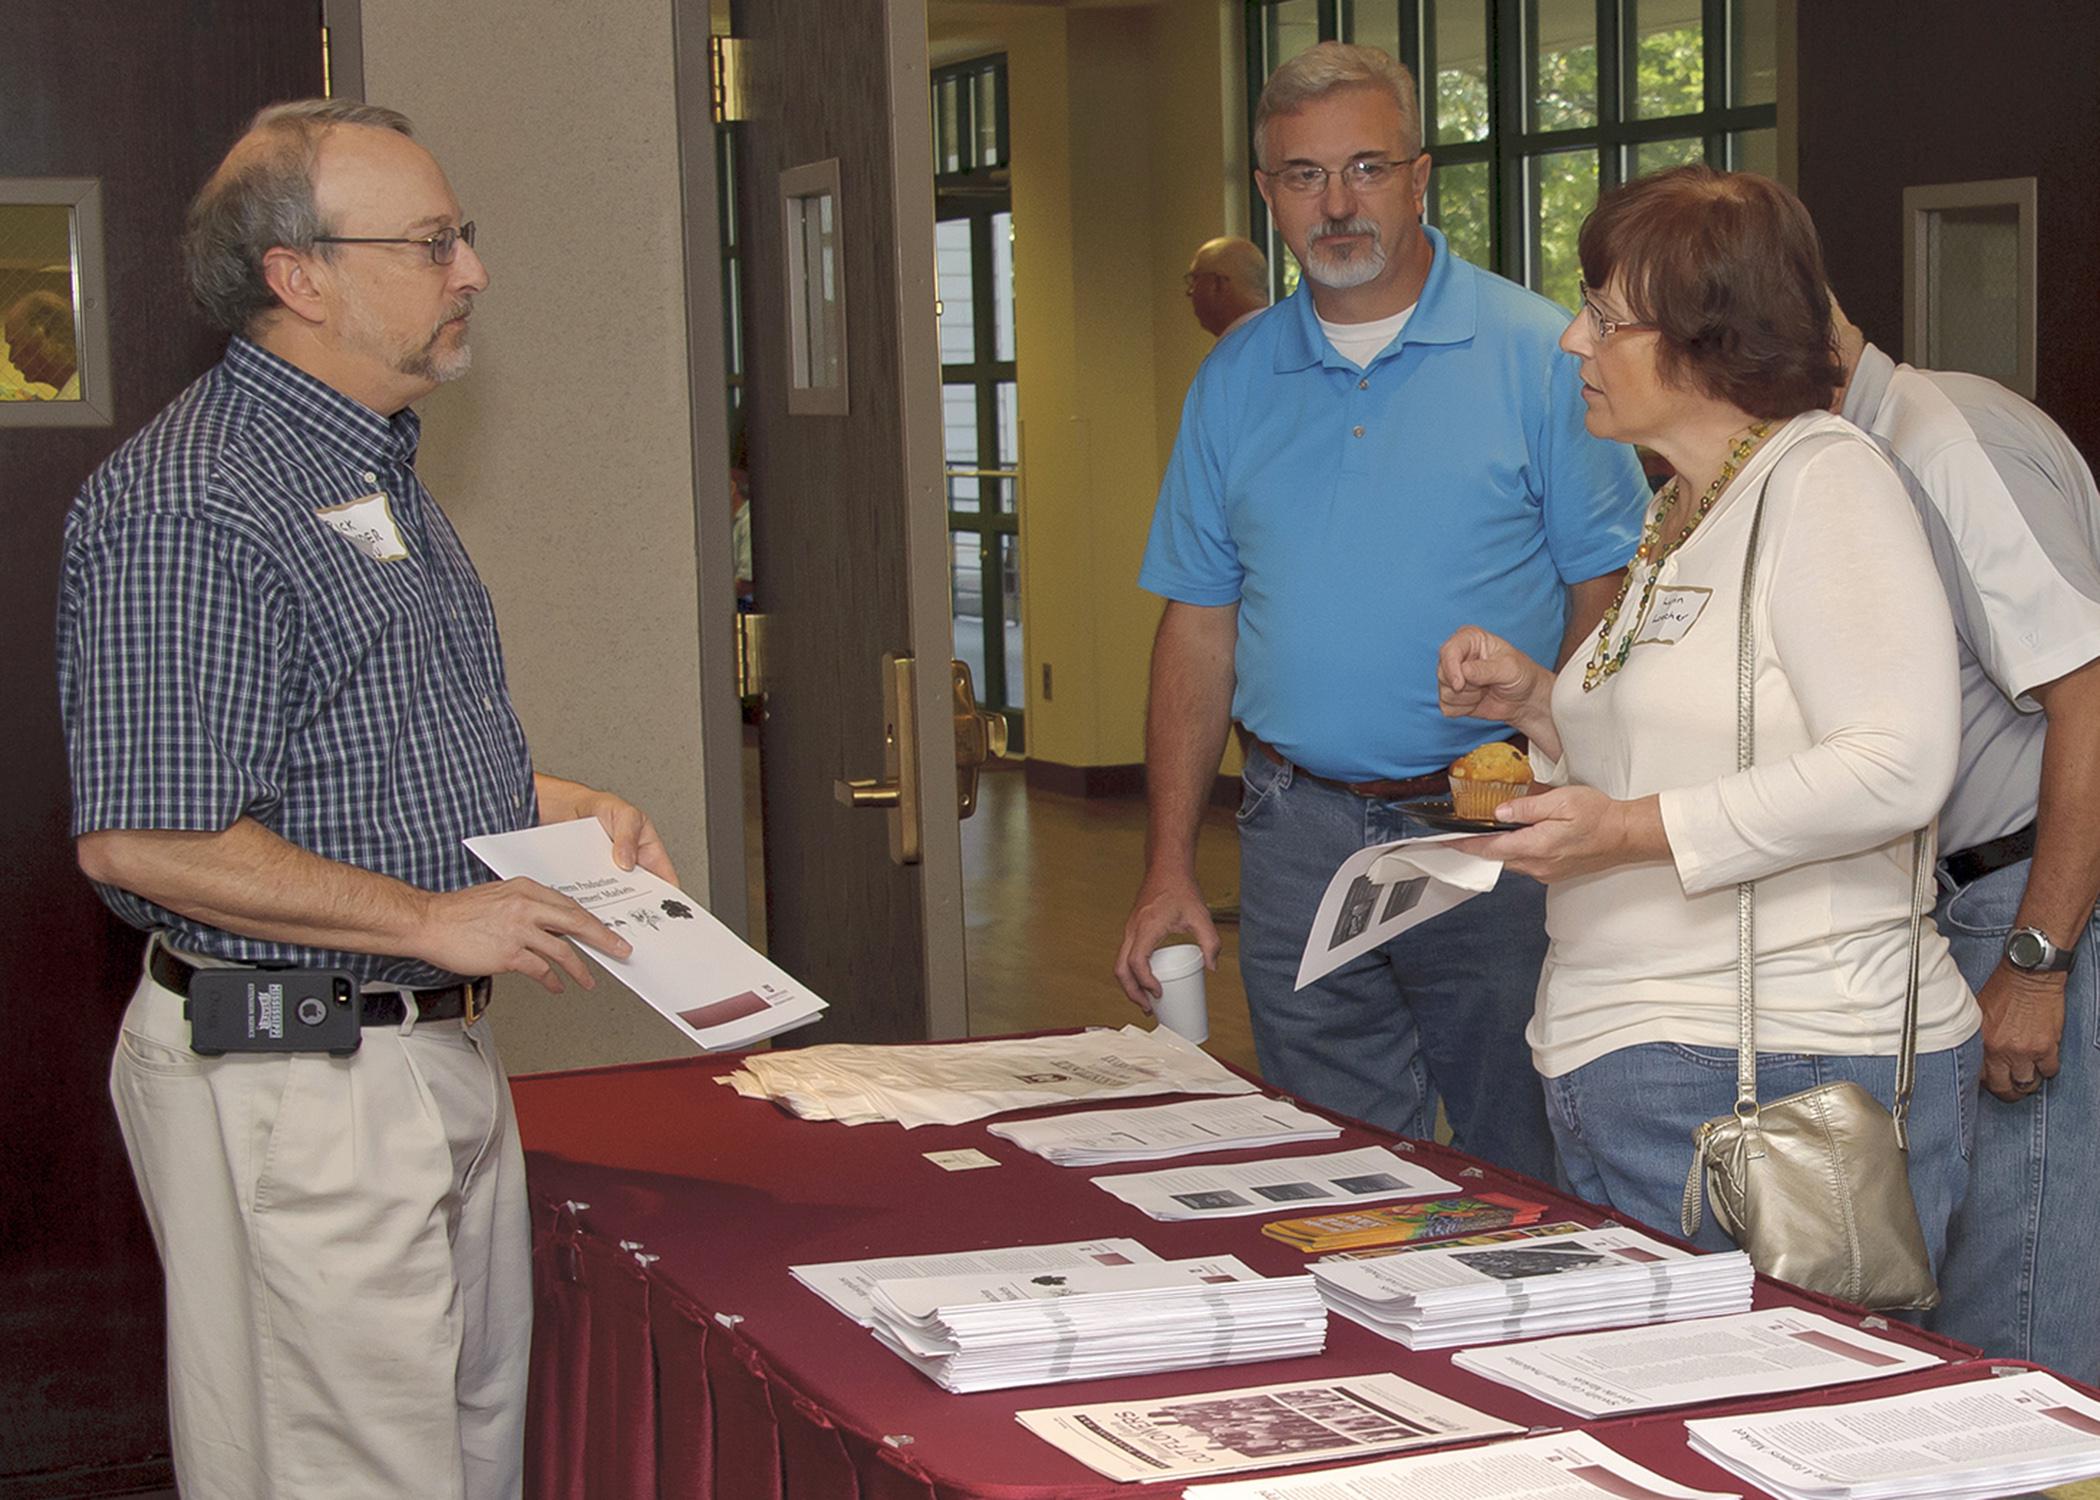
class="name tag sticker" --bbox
[1632,585,1713,646]
[315,491,410,562]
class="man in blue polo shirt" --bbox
[1114,43,1647,1177]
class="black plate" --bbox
[1397,796,1524,834]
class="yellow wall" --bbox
[931,0,1244,771]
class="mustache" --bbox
[434,298,475,333]
[1306,217,1381,249]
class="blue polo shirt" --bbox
[1139,226,1648,781]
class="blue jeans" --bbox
[1926,859,2100,1383]
[1543,1036,1982,1267]
[1234,749,1557,1180]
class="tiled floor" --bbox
[958,764,1256,1072]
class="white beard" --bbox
[1302,219,1387,290]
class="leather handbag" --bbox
[1678,461,1941,1312]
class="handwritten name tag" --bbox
[315,491,409,562]
[1632,585,1713,646]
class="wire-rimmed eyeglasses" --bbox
[313,221,477,266]
[1262,153,1422,196]
[1577,278,1658,340]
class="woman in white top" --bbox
[1437,166,1982,1262]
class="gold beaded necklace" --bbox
[1581,421,1773,692]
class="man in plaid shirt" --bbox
[56,100,671,1499]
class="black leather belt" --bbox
[1942,820,2038,889]
[148,946,492,1026]
[1242,732,1524,803]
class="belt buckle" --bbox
[463,979,486,1027]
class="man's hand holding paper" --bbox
[467,818,826,1049]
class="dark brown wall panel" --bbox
[0,5,321,1486]
[1795,3,2100,460]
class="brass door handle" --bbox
[834,777,901,808]
[835,654,921,864]
[952,660,1010,820]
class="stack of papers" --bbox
[862,1257,1327,1393]
[1261,1192,1549,1253]
[1685,1369,2100,1499]
[1092,1145,1458,1222]
[1311,1223,1753,1349]
[1453,1307,1942,1418]
[1016,1372,1520,1484]
[466,819,826,1050]
[719,1025,1256,1127]
[1183,1430,1736,1500]
[791,1238,1162,1325]
[988,1096,1340,1166]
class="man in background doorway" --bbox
[1185,235,1269,339]
[1834,303,2100,1383]
[1115,44,1647,1178]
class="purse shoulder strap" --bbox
[1731,432,1929,1136]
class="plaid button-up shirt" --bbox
[57,337,537,985]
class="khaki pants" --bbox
[110,961,532,1500]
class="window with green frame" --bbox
[1245,0,1778,311]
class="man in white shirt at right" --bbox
[1836,307,2100,1382]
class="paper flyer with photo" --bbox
[464,818,825,1051]
[1016,1373,1521,1484]
[1295,835,1502,990]
[988,1097,1341,1166]
[1182,1430,1740,1500]
[1314,1223,1701,1303]
[1092,1145,1459,1221]
[791,1238,1164,1326]
[1452,1307,1941,1418]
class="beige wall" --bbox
[363,1,710,1073]
[930,0,1243,772]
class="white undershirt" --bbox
[1528,412,1981,1077]
[1317,304,1415,368]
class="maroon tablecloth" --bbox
[512,1044,1991,1500]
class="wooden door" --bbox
[724,0,968,1044]
[0,7,322,1490]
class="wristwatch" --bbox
[2004,926,2077,974]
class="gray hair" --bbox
[5,289,76,353]
[1192,236,1270,299]
[184,98,416,336]
[1254,42,1423,169]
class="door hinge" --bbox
[735,610,768,703]
[710,35,754,123]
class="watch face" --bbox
[2008,930,2049,969]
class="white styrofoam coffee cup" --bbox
[1149,943,1210,1044]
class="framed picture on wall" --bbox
[0,177,114,427]
[1902,176,2037,398]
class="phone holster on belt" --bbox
[187,969,363,1057]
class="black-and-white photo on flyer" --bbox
[1296,836,1501,990]
[1015,1372,1519,1483]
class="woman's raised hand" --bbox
[1438,626,1545,728]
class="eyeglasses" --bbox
[1183,271,1221,292]
[1578,279,1657,340]
[1263,153,1422,196]
[312,221,477,265]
